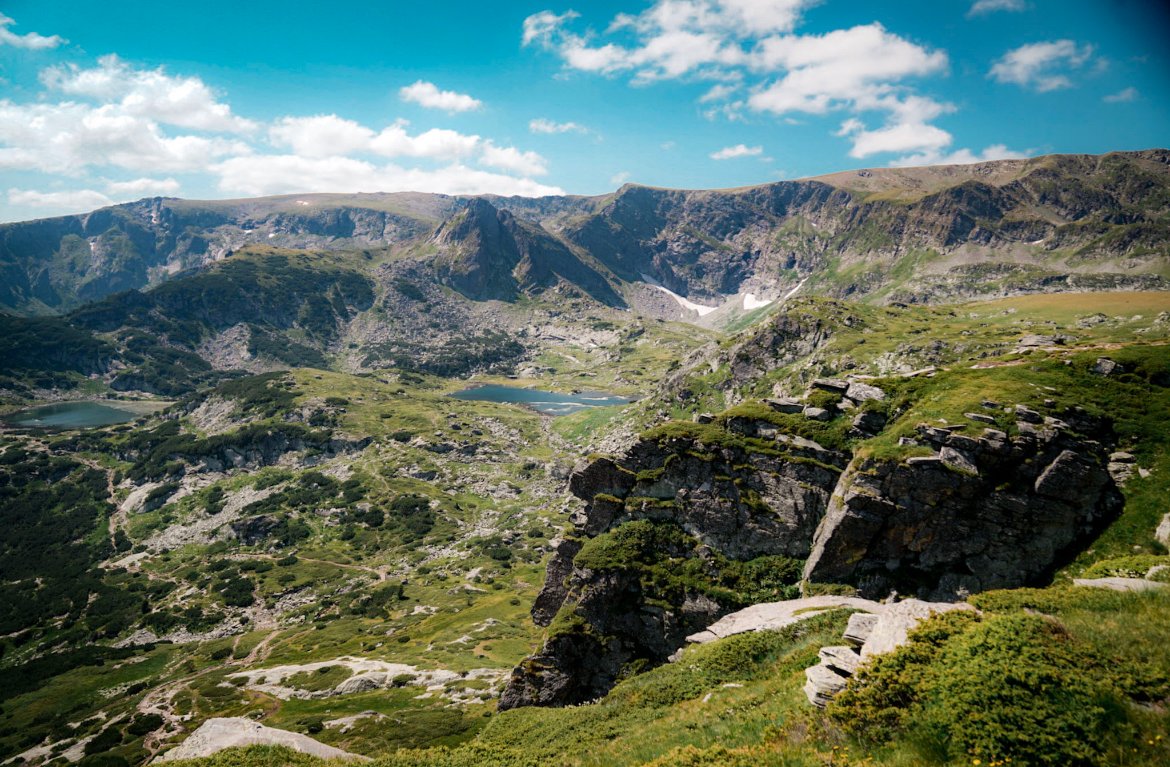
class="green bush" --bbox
[829,610,979,740]
[922,614,1120,766]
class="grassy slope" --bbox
[2,292,1168,766]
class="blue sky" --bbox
[1,0,1167,221]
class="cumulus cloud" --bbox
[41,55,256,132]
[0,14,65,49]
[268,114,375,158]
[839,119,952,158]
[890,143,1029,168]
[610,170,631,185]
[710,143,763,160]
[990,40,1095,92]
[399,81,482,113]
[8,187,113,211]
[967,0,1027,17]
[212,154,562,198]
[529,118,588,134]
[522,4,964,161]
[480,142,549,176]
[105,177,181,196]
[1103,86,1138,103]
[0,100,250,174]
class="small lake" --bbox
[450,385,631,416]
[3,401,146,429]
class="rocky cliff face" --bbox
[502,394,1124,709]
[498,416,850,710]
[804,411,1123,600]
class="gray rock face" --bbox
[499,417,850,709]
[804,415,1122,600]
[530,538,583,627]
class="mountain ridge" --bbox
[2,149,1167,318]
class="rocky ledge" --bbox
[804,410,1122,600]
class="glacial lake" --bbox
[450,385,631,416]
[3,401,150,429]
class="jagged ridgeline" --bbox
[0,154,1168,767]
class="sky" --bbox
[0,0,1168,222]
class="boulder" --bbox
[764,397,804,414]
[1092,357,1121,376]
[851,410,887,435]
[803,663,850,707]
[939,446,978,475]
[1014,404,1043,424]
[803,406,831,421]
[1157,513,1170,548]
[964,412,997,425]
[845,382,886,403]
[335,673,386,695]
[811,378,850,393]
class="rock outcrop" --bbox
[802,599,975,707]
[498,418,849,710]
[804,411,1123,600]
[155,717,367,762]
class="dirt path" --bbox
[137,626,306,759]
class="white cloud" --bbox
[1103,86,1139,103]
[0,100,250,174]
[372,125,483,159]
[699,83,738,103]
[212,154,562,198]
[0,13,64,49]
[105,177,181,196]
[710,143,763,160]
[529,118,588,134]
[840,120,952,158]
[967,0,1027,17]
[399,81,482,113]
[8,187,113,211]
[989,40,1095,92]
[269,114,375,158]
[523,6,962,162]
[480,142,549,176]
[41,55,256,132]
[748,25,948,115]
[610,170,631,185]
[523,10,579,46]
[890,143,1030,167]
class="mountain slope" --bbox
[2,150,1167,318]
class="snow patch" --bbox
[641,274,717,316]
[743,293,772,310]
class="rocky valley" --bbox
[0,152,1168,767]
